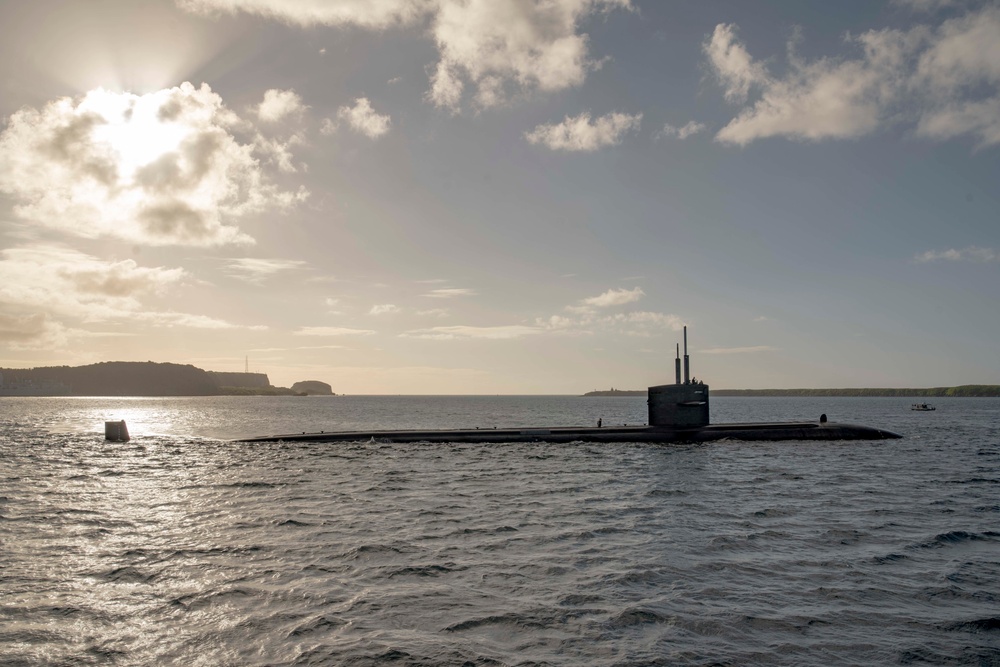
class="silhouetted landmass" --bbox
[0,362,326,396]
[711,386,1000,397]
[291,380,334,395]
[584,385,1000,397]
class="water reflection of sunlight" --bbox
[41,438,226,662]
[46,397,182,437]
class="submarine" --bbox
[238,327,901,445]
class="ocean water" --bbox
[1,395,999,666]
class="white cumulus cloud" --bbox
[334,97,392,138]
[704,24,770,104]
[0,83,308,246]
[370,304,401,315]
[706,6,1000,148]
[525,111,642,151]
[177,0,630,112]
[256,88,306,123]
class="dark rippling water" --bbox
[2,395,999,666]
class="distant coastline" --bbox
[0,362,335,397]
[711,386,1000,397]
[584,385,1000,398]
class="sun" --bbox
[84,88,191,182]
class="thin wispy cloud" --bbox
[0,245,183,321]
[700,345,777,354]
[249,345,347,352]
[658,121,707,140]
[581,287,645,308]
[369,304,401,315]
[422,288,477,298]
[295,326,376,336]
[915,246,998,262]
[403,324,541,340]
[224,258,308,283]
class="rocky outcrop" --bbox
[291,380,334,395]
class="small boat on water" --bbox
[911,403,936,411]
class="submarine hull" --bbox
[237,421,901,445]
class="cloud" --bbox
[892,0,956,12]
[915,246,998,262]
[699,345,776,354]
[417,308,450,317]
[704,24,770,104]
[707,6,1000,148]
[176,0,433,28]
[0,245,260,346]
[581,287,645,308]
[428,0,632,111]
[658,121,706,140]
[600,311,684,336]
[224,257,308,283]
[403,324,541,340]
[0,245,185,321]
[0,83,308,246]
[525,111,642,151]
[253,131,305,173]
[137,311,262,329]
[295,326,376,336]
[0,312,73,349]
[422,287,477,298]
[369,304,400,315]
[916,97,1000,146]
[707,25,901,145]
[333,97,391,138]
[178,0,631,111]
[913,7,1000,146]
[256,88,306,123]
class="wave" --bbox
[913,530,1000,549]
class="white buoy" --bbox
[105,420,130,442]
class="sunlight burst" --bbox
[85,89,191,182]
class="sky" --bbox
[0,0,998,393]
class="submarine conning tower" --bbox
[648,326,710,428]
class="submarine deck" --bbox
[237,421,901,444]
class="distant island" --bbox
[585,385,1000,398]
[0,362,336,397]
